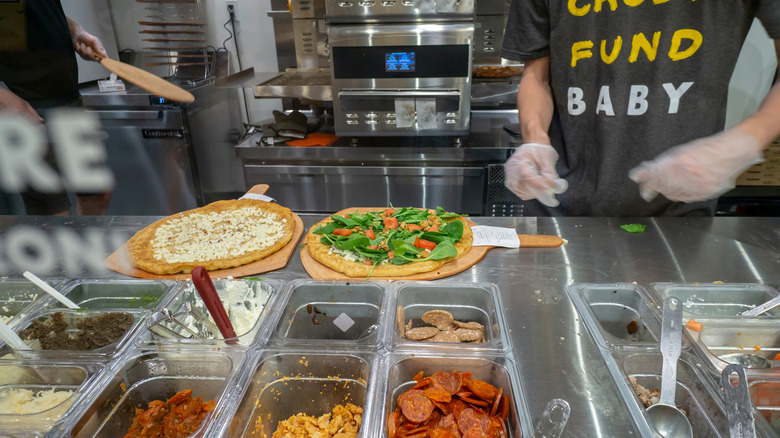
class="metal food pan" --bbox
[0,359,103,434]
[142,279,282,348]
[66,351,237,438]
[566,283,662,350]
[387,281,511,353]
[1,309,145,361]
[748,378,780,435]
[268,280,387,349]
[686,319,780,379]
[608,351,772,438]
[0,278,64,329]
[57,279,178,311]
[380,354,533,438]
[651,282,780,318]
[222,350,377,438]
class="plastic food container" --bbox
[566,283,662,350]
[748,377,780,434]
[387,281,511,353]
[607,351,774,438]
[0,277,62,329]
[267,280,388,349]
[650,283,780,319]
[221,350,378,438]
[0,359,103,435]
[65,350,239,438]
[57,279,177,310]
[380,354,533,438]
[684,318,780,380]
[1,309,145,361]
[143,278,282,348]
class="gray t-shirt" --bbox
[502,0,780,216]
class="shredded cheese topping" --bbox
[151,207,287,263]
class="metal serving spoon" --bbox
[647,296,693,438]
[721,364,756,438]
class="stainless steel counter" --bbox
[2,215,779,437]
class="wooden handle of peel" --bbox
[191,266,238,342]
[100,57,195,103]
[518,234,564,248]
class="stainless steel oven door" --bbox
[243,165,485,214]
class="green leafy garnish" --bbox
[620,224,647,233]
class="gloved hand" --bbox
[628,128,764,203]
[271,109,308,139]
[504,143,568,207]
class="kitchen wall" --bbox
[65,0,282,124]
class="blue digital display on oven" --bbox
[385,52,415,72]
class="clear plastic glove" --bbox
[504,143,568,207]
[628,128,763,203]
[72,30,107,62]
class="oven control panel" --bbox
[325,0,474,22]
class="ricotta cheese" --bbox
[150,208,288,263]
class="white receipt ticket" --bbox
[470,226,520,248]
[333,312,356,332]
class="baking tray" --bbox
[141,278,283,348]
[387,281,511,353]
[266,280,388,350]
[64,350,240,438]
[219,350,378,438]
[379,353,534,438]
[253,68,332,101]
[566,283,663,350]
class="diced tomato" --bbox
[364,259,373,265]
[367,245,378,250]
[420,250,431,258]
[685,319,703,332]
[407,224,422,232]
[366,229,376,239]
[414,237,437,251]
[384,217,399,229]
[385,208,396,216]
[429,224,439,232]
[333,228,353,236]
[388,251,395,260]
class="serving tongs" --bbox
[148,301,218,340]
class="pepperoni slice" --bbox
[456,390,475,399]
[460,396,490,408]
[432,371,463,395]
[424,385,453,403]
[457,408,491,434]
[431,428,456,438]
[387,409,401,438]
[497,393,510,422]
[433,400,453,415]
[438,413,456,428]
[462,429,490,438]
[465,379,499,401]
[399,389,435,423]
[452,399,470,419]
[490,388,503,417]
[413,377,433,389]
[413,371,424,382]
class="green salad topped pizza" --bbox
[306,207,473,277]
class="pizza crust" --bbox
[127,199,295,275]
[306,213,472,278]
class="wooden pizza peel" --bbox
[105,185,304,279]
[300,207,563,280]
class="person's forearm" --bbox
[66,17,86,39]
[517,57,554,144]
[736,40,780,148]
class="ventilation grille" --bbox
[486,164,523,216]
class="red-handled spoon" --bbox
[191,266,238,343]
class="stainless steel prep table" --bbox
[2,215,780,437]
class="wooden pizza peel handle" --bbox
[99,57,195,103]
[518,234,564,248]
[246,184,270,196]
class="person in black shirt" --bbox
[0,0,107,215]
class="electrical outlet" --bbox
[225,0,237,13]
